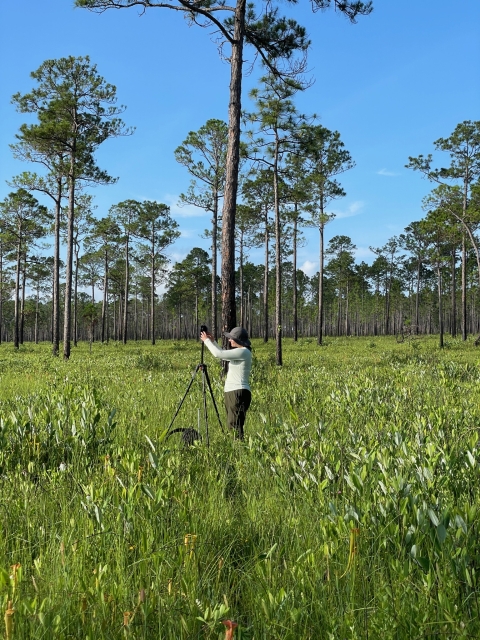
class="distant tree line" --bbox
[1,224,480,347]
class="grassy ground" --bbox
[0,336,480,638]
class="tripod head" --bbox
[200,325,208,365]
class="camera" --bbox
[200,324,208,334]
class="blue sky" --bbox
[1,0,479,277]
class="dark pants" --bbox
[224,389,251,440]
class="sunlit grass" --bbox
[0,336,479,638]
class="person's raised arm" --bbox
[201,335,248,360]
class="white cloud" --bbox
[354,246,376,260]
[385,223,404,232]
[332,200,365,219]
[179,229,197,238]
[300,260,317,276]
[377,168,400,177]
[164,193,209,218]
[130,192,157,202]
[126,192,208,218]
[169,251,188,263]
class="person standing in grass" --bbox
[200,327,252,440]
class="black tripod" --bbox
[165,339,224,446]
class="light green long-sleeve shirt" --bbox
[204,339,252,392]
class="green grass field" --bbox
[1,336,479,638]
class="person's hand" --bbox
[200,331,213,342]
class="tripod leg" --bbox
[203,366,225,432]
[201,369,210,447]
[166,365,200,435]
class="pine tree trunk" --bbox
[273,137,282,366]
[318,223,324,345]
[134,284,138,341]
[345,279,349,336]
[451,248,456,338]
[112,296,116,341]
[0,242,3,345]
[415,260,421,334]
[195,292,199,336]
[73,247,79,347]
[63,158,75,360]
[20,255,26,344]
[438,264,444,348]
[462,234,467,340]
[151,234,155,346]
[385,264,393,335]
[221,0,246,340]
[53,181,62,356]
[14,240,21,350]
[89,281,95,344]
[293,209,298,342]
[101,251,108,343]
[212,195,218,340]
[123,235,129,344]
[239,236,244,326]
[118,294,122,341]
[35,287,40,344]
[263,213,269,343]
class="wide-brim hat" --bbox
[224,326,251,348]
